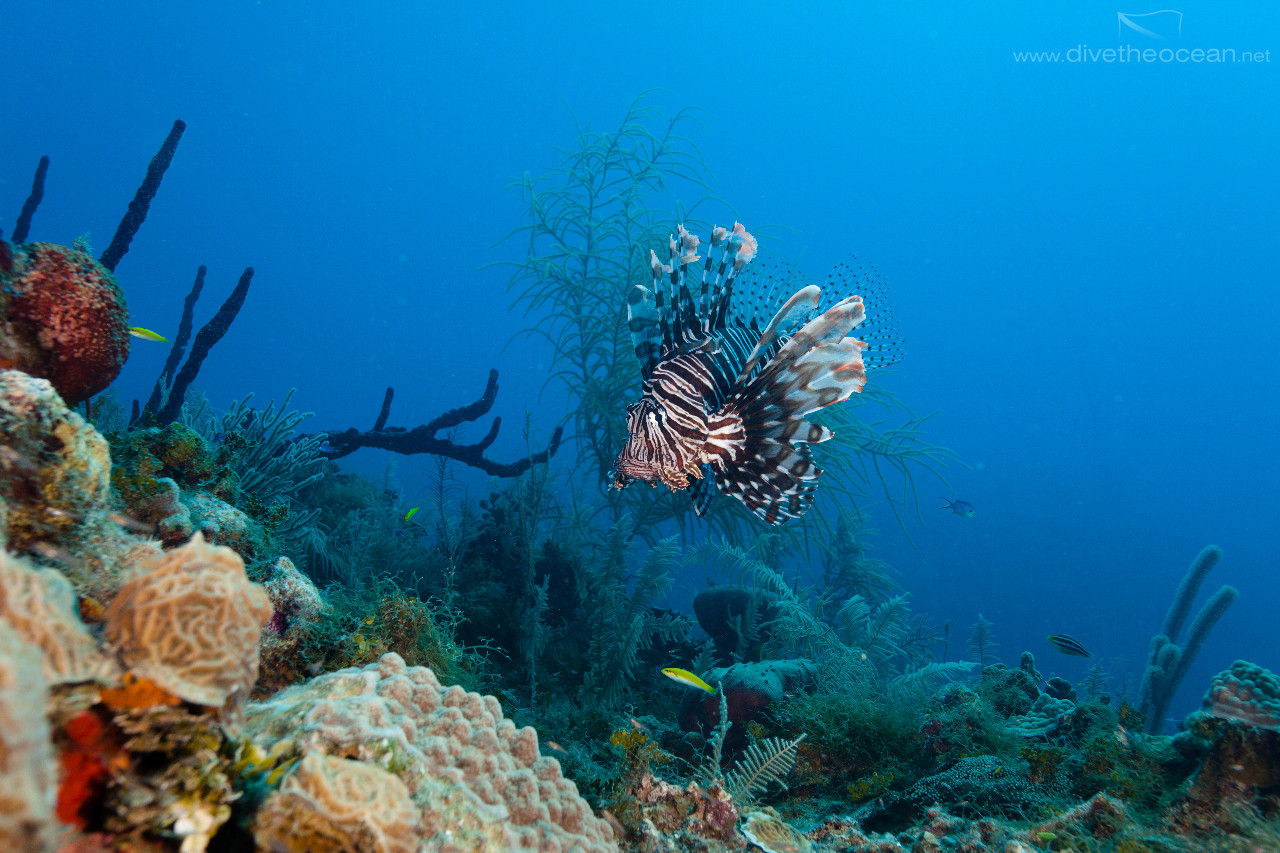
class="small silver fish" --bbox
[941,497,976,517]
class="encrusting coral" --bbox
[0,619,57,852]
[242,652,618,851]
[0,550,117,684]
[253,752,421,853]
[104,532,273,708]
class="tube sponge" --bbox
[103,532,272,707]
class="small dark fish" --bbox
[213,432,225,443]
[393,529,405,537]
[1047,634,1091,658]
[941,498,976,517]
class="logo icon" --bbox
[1117,10,1183,40]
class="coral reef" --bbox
[0,242,131,403]
[253,752,420,853]
[0,368,159,599]
[0,550,116,684]
[0,619,57,851]
[104,532,272,708]
[243,652,616,850]
[1201,659,1280,730]
[255,555,326,696]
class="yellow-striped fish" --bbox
[661,667,717,695]
[404,507,420,522]
[128,327,168,342]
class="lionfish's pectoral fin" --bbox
[710,296,869,525]
[688,463,717,517]
[733,285,822,385]
[710,429,827,525]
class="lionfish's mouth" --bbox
[611,457,690,492]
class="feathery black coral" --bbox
[726,733,807,805]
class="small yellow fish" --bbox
[661,667,717,695]
[404,507,420,522]
[630,717,651,735]
[545,741,567,754]
[128,326,168,342]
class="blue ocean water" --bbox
[2,1,1276,730]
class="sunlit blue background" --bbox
[3,1,1276,727]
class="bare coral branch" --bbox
[313,369,563,478]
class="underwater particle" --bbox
[0,241,131,404]
[103,532,273,709]
[1047,633,1091,657]
[941,497,976,517]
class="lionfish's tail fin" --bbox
[712,295,868,525]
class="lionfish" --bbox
[611,222,901,525]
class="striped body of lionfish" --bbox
[611,222,900,525]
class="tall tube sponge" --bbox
[1138,545,1239,734]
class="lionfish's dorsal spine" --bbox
[626,254,665,383]
[710,223,758,331]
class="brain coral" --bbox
[103,532,272,707]
[243,652,618,852]
[0,242,130,404]
[0,550,116,684]
[253,752,420,853]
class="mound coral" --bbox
[0,241,130,404]
[243,652,617,851]
[104,532,272,708]
[1202,659,1280,730]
